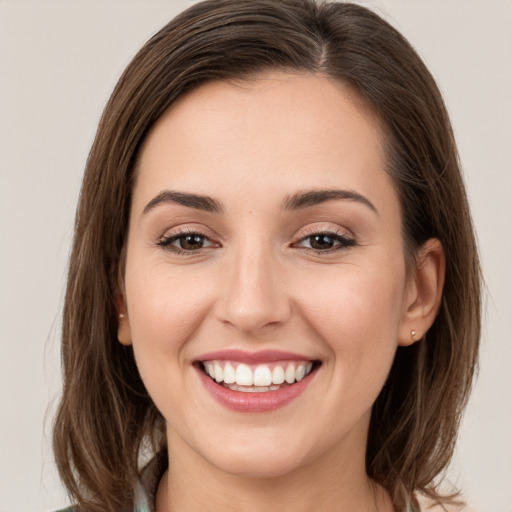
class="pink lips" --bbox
[196,349,316,365]
[194,349,318,413]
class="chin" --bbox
[192,427,316,479]
[210,449,308,479]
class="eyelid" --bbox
[293,223,354,240]
[157,222,220,242]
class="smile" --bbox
[194,350,320,412]
[202,360,314,392]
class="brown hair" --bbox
[53,1,481,510]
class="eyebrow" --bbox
[282,188,378,215]
[142,187,377,216]
[143,190,223,214]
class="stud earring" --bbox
[411,329,417,341]
[119,313,126,319]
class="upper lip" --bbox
[195,349,318,365]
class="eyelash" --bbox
[292,228,356,254]
[157,228,356,256]
[157,229,217,256]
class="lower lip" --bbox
[195,365,317,413]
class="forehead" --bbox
[133,72,396,216]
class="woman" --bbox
[53,0,481,511]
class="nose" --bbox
[214,243,291,335]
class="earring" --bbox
[411,329,417,341]
[119,313,126,319]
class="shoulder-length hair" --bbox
[53,1,481,510]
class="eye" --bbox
[294,231,355,252]
[175,233,207,250]
[157,231,217,253]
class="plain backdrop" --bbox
[1,1,511,511]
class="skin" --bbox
[118,72,444,511]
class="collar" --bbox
[133,450,167,512]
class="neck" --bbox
[156,432,394,512]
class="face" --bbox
[120,72,414,479]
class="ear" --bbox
[116,291,132,346]
[398,238,445,346]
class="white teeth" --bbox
[206,362,215,379]
[235,363,253,386]
[272,365,285,385]
[253,365,272,386]
[285,364,296,384]
[214,362,223,383]
[202,360,316,389]
[223,362,236,384]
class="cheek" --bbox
[125,259,210,334]
[298,264,405,337]
[123,263,223,429]
[294,262,406,388]
[123,261,215,387]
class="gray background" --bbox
[1,1,511,510]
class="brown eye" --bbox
[179,234,205,250]
[295,231,355,252]
[309,234,335,250]
[158,231,216,253]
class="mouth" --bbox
[194,352,321,412]
[199,360,318,393]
